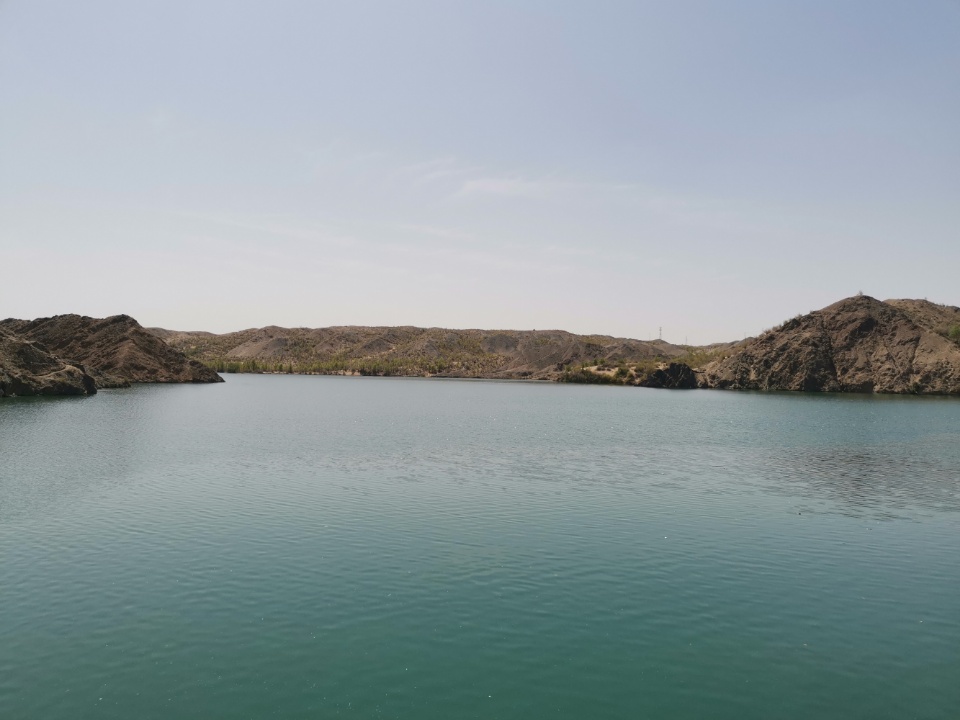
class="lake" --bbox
[1,375,958,719]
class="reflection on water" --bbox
[1,377,958,720]
[751,439,960,518]
[0,387,188,523]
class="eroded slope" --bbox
[701,295,960,394]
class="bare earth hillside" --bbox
[149,325,687,380]
[700,295,960,394]
[0,327,97,397]
[151,296,960,394]
[8,295,956,397]
[1,314,223,388]
[883,299,960,342]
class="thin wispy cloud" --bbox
[381,156,484,190]
[457,176,563,199]
[4,1,957,340]
[394,222,476,242]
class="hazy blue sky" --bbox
[2,1,958,343]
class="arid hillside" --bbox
[150,325,688,380]
[0,327,97,397]
[1,314,223,389]
[7,296,959,396]
[883,299,960,342]
[700,295,960,394]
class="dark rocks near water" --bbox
[154,294,960,395]
[557,295,960,395]
[0,327,97,397]
[0,313,222,397]
[6,294,958,398]
[637,362,700,389]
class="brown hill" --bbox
[150,325,687,380]
[700,295,960,394]
[0,327,97,397]
[883,299,960,342]
[0,314,223,387]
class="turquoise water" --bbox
[1,375,958,719]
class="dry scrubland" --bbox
[151,295,960,394]
[3,296,960,397]
[150,325,703,382]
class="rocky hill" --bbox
[883,298,960,342]
[700,295,960,394]
[0,314,222,393]
[10,295,953,397]
[0,327,97,397]
[150,325,687,380]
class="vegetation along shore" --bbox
[3,295,959,398]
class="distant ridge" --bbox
[149,325,690,380]
[151,295,960,394]
[6,295,959,397]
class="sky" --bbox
[2,1,958,344]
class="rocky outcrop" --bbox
[701,295,960,394]
[0,314,223,389]
[0,328,97,397]
[637,362,699,389]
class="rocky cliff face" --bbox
[701,295,960,394]
[0,314,222,391]
[0,328,97,397]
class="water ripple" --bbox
[1,376,958,719]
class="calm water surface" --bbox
[2,375,958,719]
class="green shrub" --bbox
[560,368,624,385]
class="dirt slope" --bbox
[151,325,687,380]
[700,295,960,394]
[0,327,96,396]
[1,314,223,386]
[883,299,960,342]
